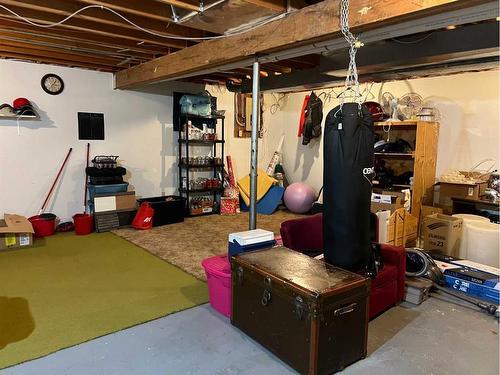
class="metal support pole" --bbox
[249,60,260,230]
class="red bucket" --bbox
[29,214,56,238]
[73,214,93,235]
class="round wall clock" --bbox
[41,74,64,95]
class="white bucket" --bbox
[466,221,499,267]
[452,214,489,259]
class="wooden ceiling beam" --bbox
[0,42,123,67]
[76,0,174,23]
[0,2,191,49]
[1,0,209,38]
[153,0,201,12]
[0,18,169,55]
[116,0,491,89]
[0,30,152,61]
[285,54,322,67]
[242,0,285,12]
[0,52,118,72]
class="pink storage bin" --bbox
[201,255,232,318]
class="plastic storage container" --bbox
[73,213,94,235]
[28,214,56,238]
[201,255,231,318]
[88,182,129,202]
[136,196,186,227]
[453,214,490,258]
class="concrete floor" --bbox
[2,294,498,375]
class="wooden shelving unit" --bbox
[374,120,439,220]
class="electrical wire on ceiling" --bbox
[391,31,435,44]
[0,4,290,42]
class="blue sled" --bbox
[240,186,285,215]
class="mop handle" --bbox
[39,148,73,214]
[83,143,90,213]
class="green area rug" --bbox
[0,232,208,369]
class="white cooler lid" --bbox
[228,229,274,246]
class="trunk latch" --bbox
[236,266,244,285]
[261,277,272,306]
[294,296,305,320]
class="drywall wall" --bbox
[0,60,201,221]
[214,70,499,194]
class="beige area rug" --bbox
[113,210,302,280]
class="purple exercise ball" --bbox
[284,183,316,213]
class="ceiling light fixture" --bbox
[446,25,456,30]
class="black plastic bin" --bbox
[137,196,186,227]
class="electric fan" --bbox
[399,92,423,120]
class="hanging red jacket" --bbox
[297,94,310,137]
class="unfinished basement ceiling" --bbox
[0,0,316,76]
[0,0,498,89]
[221,20,500,93]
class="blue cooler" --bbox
[228,229,276,260]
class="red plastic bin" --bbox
[73,213,94,235]
[201,255,231,318]
[28,215,55,238]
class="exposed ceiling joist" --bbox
[0,1,198,49]
[0,18,168,55]
[0,51,117,71]
[232,22,500,92]
[115,0,493,89]
[242,0,285,12]
[0,0,209,38]
[153,0,201,12]
[0,30,152,61]
[76,0,176,22]
[0,42,122,67]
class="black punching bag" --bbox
[323,102,374,271]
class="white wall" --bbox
[213,70,499,194]
[0,60,201,221]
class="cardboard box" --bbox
[94,191,136,212]
[439,182,487,213]
[420,205,443,222]
[385,208,418,247]
[0,214,34,250]
[422,214,463,257]
[371,192,403,213]
[418,205,444,244]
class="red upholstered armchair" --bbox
[280,214,406,319]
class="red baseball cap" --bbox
[13,98,30,109]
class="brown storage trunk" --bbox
[231,247,370,375]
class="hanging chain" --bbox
[340,0,363,106]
